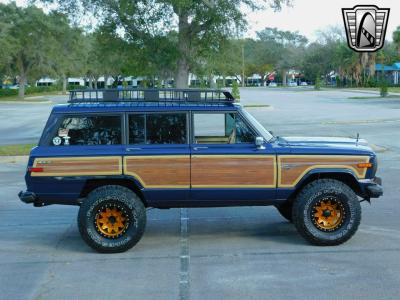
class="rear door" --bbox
[190,111,276,204]
[124,112,190,205]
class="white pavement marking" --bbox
[179,208,190,300]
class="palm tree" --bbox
[393,26,400,57]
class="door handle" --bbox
[193,146,208,151]
[126,147,142,152]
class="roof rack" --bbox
[68,88,234,104]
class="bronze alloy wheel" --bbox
[312,197,345,232]
[95,204,130,239]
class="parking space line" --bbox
[179,208,190,300]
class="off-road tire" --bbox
[78,185,146,253]
[275,201,293,222]
[292,179,361,246]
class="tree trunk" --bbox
[208,73,216,88]
[175,12,190,88]
[62,74,68,94]
[89,77,93,89]
[281,70,287,86]
[18,73,27,99]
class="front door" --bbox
[190,111,276,204]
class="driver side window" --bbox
[193,112,255,144]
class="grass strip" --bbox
[0,144,36,156]
[243,104,271,108]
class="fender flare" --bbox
[290,167,363,197]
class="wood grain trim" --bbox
[123,155,190,188]
[191,155,276,188]
[31,156,122,177]
[278,155,370,188]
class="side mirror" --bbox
[255,137,265,150]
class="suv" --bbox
[19,88,383,253]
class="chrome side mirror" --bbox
[255,137,265,150]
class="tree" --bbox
[256,27,307,85]
[0,3,67,97]
[50,14,87,93]
[393,26,400,57]
[36,0,290,88]
[0,19,14,75]
[242,38,275,85]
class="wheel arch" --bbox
[287,169,363,202]
[79,176,147,207]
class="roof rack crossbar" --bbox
[68,88,234,104]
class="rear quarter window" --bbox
[49,115,122,146]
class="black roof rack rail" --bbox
[68,88,235,104]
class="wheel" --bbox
[78,185,146,253]
[275,201,293,222]
[292,179,361,246]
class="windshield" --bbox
[240,109,274,142]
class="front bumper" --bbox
[18,191,37,204]
[361,177,383,199]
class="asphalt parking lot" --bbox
[1,88,399,300]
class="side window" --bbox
[51,115,122,146]
[235,115,256,143]
[128,113,187,144]
[128,114,145,144]
[193,113,255,144]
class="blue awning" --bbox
[375,63,400,72]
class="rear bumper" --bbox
[360,177,383,199]
[18,191,37,204]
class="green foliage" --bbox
[34,0,290,87]
[0,3,81,97]
[67,84,86,90]
[1,2,399,92]
[231,80,240,100]
[257,27,307,85]
[380,80,388,97]
[393,26,400,57]
[0,89,17,97]
[0,143,36,156]
[0,85,61,98]
[314,77,321,90]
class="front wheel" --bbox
[292,179,361,246]
[78,185,146,253]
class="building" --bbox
[375,63,400,85]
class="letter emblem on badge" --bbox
[342,5,390,52]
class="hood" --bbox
[280,136,374,155]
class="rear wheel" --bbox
[78,185,146,253]
[292,179,361,246]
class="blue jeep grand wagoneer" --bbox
[19,88,382,253]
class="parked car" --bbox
[268,82,278,87]
[19,88,383,253]
[300,82,308,86]
[287,81,297,87]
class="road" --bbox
[0,88,399,299]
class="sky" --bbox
[2,0,399,42]
[244,0,399,41]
